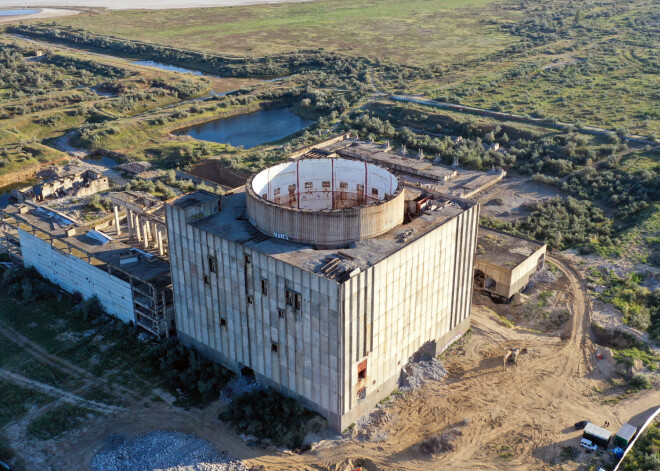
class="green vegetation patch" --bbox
[220,388,321,449]
[0,380,53,428]
[26,404,93,440]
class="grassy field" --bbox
[47,0,659,136]
[54,0,517,66]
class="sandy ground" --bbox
[0,0,316,10]
[4,256,650,470]
[0,7,81,22]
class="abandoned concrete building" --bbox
[1,203,175,338]
[11,170,109,203]
[165,156,479,431]
[474,227,547,302]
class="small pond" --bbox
[174,107,314,149]
[0,9,41,16]
[132,60,206,76]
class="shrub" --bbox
[629,373,652,391]
[220,389,319,449]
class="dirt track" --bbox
[6,256,658,470]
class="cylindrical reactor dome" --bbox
[246,157,404,248]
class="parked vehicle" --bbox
[574,420,589,430]
[581,438,598,451]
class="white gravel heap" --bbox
[220,375,260,401]
[91,431,251,471]
[530,266,559,284]
[355,408,393,442]
[401,358,447,390]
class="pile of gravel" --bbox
[530,266,559,284]
[355,408,393,442]
[91,431,250,471]
[417,427,463,455]
[401,358,447,390]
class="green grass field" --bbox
[54,0,518,66]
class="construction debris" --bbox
[418,427,464,455]
[91,431,251,471]
[400,358,447,389]
[355,408,393,442]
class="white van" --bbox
[580,438,598,451]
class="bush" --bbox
[219,389,319,449]
[629,373,652,391]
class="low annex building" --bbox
[11,169,109,203]
[1,203,175,338]
[474,227,547,302]
[165,156,479,431]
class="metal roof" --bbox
[584,422,612,440]
[616,423,637,441]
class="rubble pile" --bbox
[91,431,250,471]
[355,408,393,442]
[530,266,559,284]
[401,358,447,389]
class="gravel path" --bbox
[91,431,251,471]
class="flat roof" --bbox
[192,186,474,280]
[475,227,545,268]
[584,423,612,440]
[616,423,637,441]
[3,204,170,285]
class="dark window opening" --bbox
[288,184,296,194]
[247,295,253,305]
[294,293,302,311]
[285,289,294,306]
[271,342,279,353]
[278,309,285,318]
[371,188,379,197]
[322,181,331,188]
[357,183,364,193]
[358,359,367,380]
[304,181,313,189]
[261,279,268,295]
[274,188,280,196]
[208,256,217,273]
[220,318,227,327]
[244,254,251,265]
[203,275,210,285]
[340,181,348,189]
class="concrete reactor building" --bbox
[166,156,479,431]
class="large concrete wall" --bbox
[337,204,479,430]
[19,229,134,323]
[166,204,344,422]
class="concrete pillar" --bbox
[145,220,152,242]
[135,215,141,242]
[157,230,164,256]
[126,209,133,237]
[113,205,121,236]
[143,223,149,249]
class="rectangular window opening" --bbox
[244,254,251,265]
[288,184,296,194]
[322,181,331,188]
[357,183,364,193]
[261,279,268,295]
[278,309,285,318]
[208,256,217,273]
[304,181,313,189]
[371,188,379,197]
[220,318,227,327]
[274,188,280,196]
[271,342,279,353]
[294,293,302,311]
[247,295,253,305]
[203,275,210,285]
[358,359,367,380]
[285,289,294,307]
[340,181,348,189]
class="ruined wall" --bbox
[19,229,134,323]
[166,203,344,424]
[336,203,479,430]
